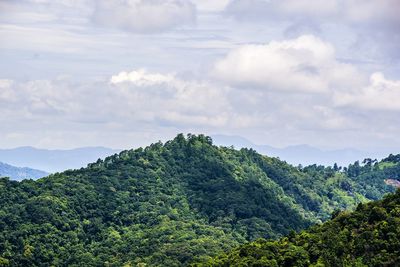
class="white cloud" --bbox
[0,0,399,152]
[0,70,235,130]
[92,0,196,33]
[0,80,16,102]
[110,69,234,126]
[1,67,400,151]
[334,72,400,111]
[111,69,175,86]
[0,79,14,89]
[224,0,400,63]
[213,35,362,93]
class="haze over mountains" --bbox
[211,135,391,167]
[0,147,120,173]
[0,134,393,179]
[0,162,48,181]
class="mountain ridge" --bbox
[0,146,121,173]
[211,134,388,167]
[0,161,48,181]
[1,134,391,174]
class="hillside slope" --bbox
[0,134,399,266]
[198,189,400,266]
[0,162,48,181]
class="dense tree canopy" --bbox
[197,189,400,267]
[0,134,399,266]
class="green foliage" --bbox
[196,190,400,267]
[0,134,398,266]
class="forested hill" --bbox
[198,189,400,267]
[0,134,399,266]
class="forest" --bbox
[0,134,399,266]
[197,189,400,266]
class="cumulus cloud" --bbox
[334,73,400,111]
[111,69,175,86]
[92,0,196,33]
[109,69,235,126]
[224,0,400,62]
[213,35,363,93]
[0,70,236,130]
[1,0,399,151]
[1,67,400,150]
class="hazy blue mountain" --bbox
[0,161,48,181]
[211,134,388,167]
[0,147,121,173]
[0,135,389,174]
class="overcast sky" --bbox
[0,0,400,151]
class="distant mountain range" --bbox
[0,135,392,176]
[211,134,389,167]
[0,147,121,173]
[0,161,48,181]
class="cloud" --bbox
[191,0,230,12]
[0,0,399,152]
[1,67,400,151]
[343,0,400,24]
[224,0,400,23]
[110,69,234,126]
[213,35,363,93]
[0,0,196,33]
[224,0,400,63]
[0,70,235,130]
[92,0,196,33]
[111,69,175,86]
[224,0,337,21]
[334,72,400,111]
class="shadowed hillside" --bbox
[197,189,400,266]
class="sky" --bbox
[0,0,400,151]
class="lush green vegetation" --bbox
[0,134,399,266]
[197,189,400,267]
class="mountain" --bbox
[0,146,121,173]
[0,134,398,266]
[0,162,48,181]
[211,134,387,167]
[0,135,385,174]
[199,189,400,267]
